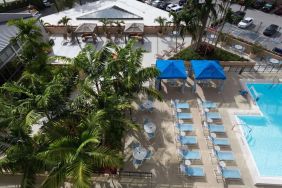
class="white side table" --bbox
[185,160,191,166]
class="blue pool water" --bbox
[238,83,282,177]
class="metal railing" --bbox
[223,64,282,74]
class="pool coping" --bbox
[229,79,282,186]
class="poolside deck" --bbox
[120,72,281,188]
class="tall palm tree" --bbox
[57,16,72,26]
[154,16,167,34]
[39,111,123,188]
[8,18,50,74]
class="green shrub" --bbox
[171,46,247,61]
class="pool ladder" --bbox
[271,76,280,87]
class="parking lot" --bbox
[226,4,282,51]
[149,0,282,51]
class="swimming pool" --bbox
[238,83,282,177]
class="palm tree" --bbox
[154,16,167,34]
[58,16,72,26]
[113,20,125,36]
[8,18,50,74]
[99,18,112,38]
[58,16,72,36]
[39,111,123,187]
[8,18,42,44]
[168,11,182,50]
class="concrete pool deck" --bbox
[121,72,282,188]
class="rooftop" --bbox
[41,0,171,26]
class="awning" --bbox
[190,60,226,80]
[124,23,144,33]
[156,59,187,79]
[74,23,97,34]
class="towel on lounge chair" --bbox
[180,164,205,177]
[178,136,197,145]
[206,112,221,120]
[179,149,201,160]
[177,113,193,120]
[177,123,194,132]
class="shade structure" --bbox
[156,60,187,79]
[124,23,144,33]
[74,23,97,34]
[190,60,226,80]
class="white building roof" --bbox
[41,0,171,26]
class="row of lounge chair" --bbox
[155,42,185,59]
[198,99,242,183]
[171,100,205,177]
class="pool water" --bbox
[238,83,282,177]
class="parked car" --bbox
[261,3,275,12]
[272,47,282,55]
[166,3,178,11]
[252,0,265,9]
[157,2,170,10]
[171,4,183,12]
[151,0,162,7]
[238,17,253,28]
[263,24,279,36]
[274,5,282,15]
[179,0,187,6]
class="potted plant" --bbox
[154,16,167,36]
[58,16,72,39]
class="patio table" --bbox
[234,45,243,51]
[144,122,156,133]
[219,161,226,168]
[142,100,153,110]
[133,147,147,160]
[269,58,279,64]
[215,146,221,151]
[211,133,217,138]
[185,160,191,166]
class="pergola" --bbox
[156,59,188,93]
[190,60,226,92]
[124,23,144,43]
[74,23,97,44]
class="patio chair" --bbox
[133,159,143,169]
[212,149,235,162]
[176,123,194,132]
[144,150,153,160]
[208,136,230,146]
[155,53,165,59]
[131,141,140,149]
[180,164,205,177]
[178,149,201,160]
[217,165,241,181]
[206,112,222,120]
[177,113,193,120]
[143,117,150,124]
[146,132,155,140]
[177,136,197,145]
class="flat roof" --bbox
[41,0,171,26]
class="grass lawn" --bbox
[171,46,247,61]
